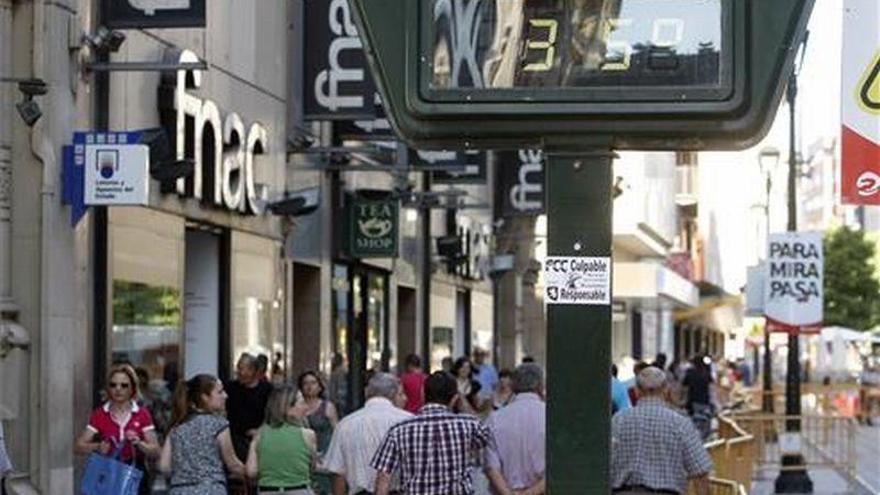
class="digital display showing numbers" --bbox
[429,0,725,90]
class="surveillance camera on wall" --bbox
[267,187,321,217]
[16,99,42,127]
[83,26,126,54]
[12,78,47,127]
[17,78,48,97]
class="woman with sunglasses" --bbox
[75,363,161,494]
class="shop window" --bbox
[431,326,454,372]
[230,233,284,375]
[109,207,185,437]
[367,276,387,371]
[112,280,181,434]
[330,264,351,413]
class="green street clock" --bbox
[350,0,813,150]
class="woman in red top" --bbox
[75,364,161,494]
[400,354,428,413]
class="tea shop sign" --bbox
[347,192,399,258]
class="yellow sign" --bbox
[857,49,880,114]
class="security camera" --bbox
[17,78,48,97]
[84,26,126,54]
[16,99,42,127]
[287,134,315,152]
[267,187,321,216]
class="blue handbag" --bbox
[80,442,142,495]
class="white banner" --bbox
[763,232,823,330]
[543,256,611,305]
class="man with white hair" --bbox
[611,367,713,495]
[484,363,546,495]
[324,372,412,495]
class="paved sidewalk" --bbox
[750,468,873,495]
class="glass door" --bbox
[332,265,389,414]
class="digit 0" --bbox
[652,18,684,48]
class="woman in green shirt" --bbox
[246,384,317,494]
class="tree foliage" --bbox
[823,226,880,330]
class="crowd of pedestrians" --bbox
[73,347,727,495]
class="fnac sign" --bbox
[159,49,269,215]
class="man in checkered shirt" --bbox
[371,371,492,495]
[611,366,713,495]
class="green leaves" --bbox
[823,226,880,331]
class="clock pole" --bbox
[545,140,614,494]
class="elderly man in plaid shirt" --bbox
[611,366,713,495]
[371,371,492,495]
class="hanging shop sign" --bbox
[346,191,399,258]
[103,0,205,28]
[496,149,545,217]
[411,149,487,184]
[62,131,153,226]
[763,232,823,333]
[159,49,269,215]
[80,132,150,206]
[303,0,378,120]
[841,0,880,204]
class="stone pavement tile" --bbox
[750,468,872,495]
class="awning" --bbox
[614,261,699,308]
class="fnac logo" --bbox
[857,171,880,197]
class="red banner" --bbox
[842,126,880,204]
[765,317,821,335]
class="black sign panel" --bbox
[304,0,378,120]
[103,0,205,28]
[346,191,399,258]
[496,150,545,217]
[411,149,487,184]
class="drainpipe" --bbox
[26,0,77,492]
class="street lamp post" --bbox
[758,147,780,414]
[775,32,814,493]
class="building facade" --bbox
[0,1,496,493]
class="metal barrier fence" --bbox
[746,383,878,419]
[726,413,857,488]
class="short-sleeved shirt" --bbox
[683,369,713,409]
[611,397,713,494]
[484,393,545,490]
[475,364,499,399]
[324,397,413,494]
[225,379,272,458]
[371,404,492,495]
[86,401,155,462]
[168,413,230,494]
[400,372,427,414]
[611,378,632,414]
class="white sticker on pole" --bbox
[780,433,802,455]
[763,232,823,331]
[543,257,611,305]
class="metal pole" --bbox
[546,145,613,494]
[775,69,813,494]
[763,170,774,413]
[91,11,111,407]
[421,170,432,369]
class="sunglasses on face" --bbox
[109,382,131,389]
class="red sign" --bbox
[766,318,821,335]
[841,126,880,204]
